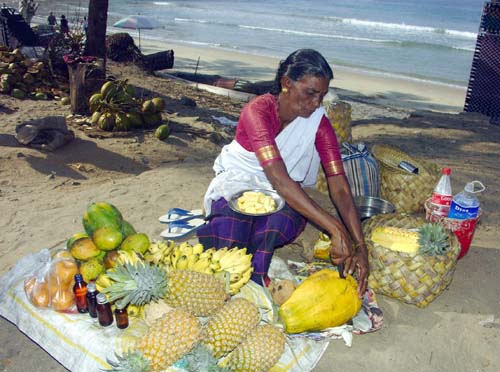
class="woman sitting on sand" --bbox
[196,49,368,296]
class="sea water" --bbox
[19,0,484,86]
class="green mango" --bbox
[155,123,170,140]
[93,226,123,251]
[120,233,150,255]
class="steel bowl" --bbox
[228,189,285,216]
[354,196,395,220]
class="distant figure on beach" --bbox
[47,12,56,27]
[83,16,88,35]
[197,49,369,295]
[60,14,69,34]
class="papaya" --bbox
[120,233,150,255]
[121,220,136,238]
[278,269,362,334]
[91,111,102,125]
[114,112,131,131]
[141,99,155,114]
[93,226,123,251]
[126,111,144,128]
[82,201,123,236]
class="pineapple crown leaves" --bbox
[104,351,150,372]
[418,223,449,256]
[102,261,168,308]
[175,344,230,372]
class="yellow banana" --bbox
[180,242,193,256]
[229,267,253,295]
[211,247,229,262]
[127,304,145,318]
[186,253,199,269]
[192,243,204,255]
[176,255,189,270]
[199,247,216,261]
[95,273,113,291]
[218,247,244,267]
[192,257,211,273]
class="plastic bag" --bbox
[23,250,79,312]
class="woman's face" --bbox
[285,75,330,118]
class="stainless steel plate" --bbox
[354,196,395,220]
[228,189,285,216]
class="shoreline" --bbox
[137,38,467,113]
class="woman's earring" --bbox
[281,87,289,94]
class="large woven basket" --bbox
[363,213,460,308]
[372,144,440,213]
[324,100,352,144]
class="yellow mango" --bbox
[279,269,362,334]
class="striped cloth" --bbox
[196,198,307,284]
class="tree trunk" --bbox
[84,0,108,68]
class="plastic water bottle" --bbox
[430,168,452,216]
[448,181,485,219]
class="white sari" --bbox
[203,106,326,215]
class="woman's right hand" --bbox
[328,224,354,266]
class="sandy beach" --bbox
[1,37,499,372]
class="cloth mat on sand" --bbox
[0,249,383,372]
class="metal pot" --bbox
[354,196,395,220]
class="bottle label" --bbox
[448,200,479,219]
[431,193,452,206]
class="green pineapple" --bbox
[101,260,228,316]
[418,223,449,256]
[107,351,150,372]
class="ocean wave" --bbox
[153,2,171,5]
[329,17,477,40]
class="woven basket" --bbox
[324,100,352,144]
[363,213,460,308]
[372,144,440,213]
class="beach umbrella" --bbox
[113,15,161,50]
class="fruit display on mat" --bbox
[202,298,261,359]
[100,258,228,317]
[145,241,253,295]
[218,324,286,372]
[88,79,166,132]
[108,308,202,372]
[370,222,449,255]
[278,269,362,334]
[0,47,67,100]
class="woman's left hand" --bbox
[346,245,369,297]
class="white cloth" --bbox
[203,106,326,214]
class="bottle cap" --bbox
[96,293,108,304]
[442,168,451,175]
[87,282,97,292]
[74,273,83,282]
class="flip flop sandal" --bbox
[158,208,204,224]
[160,218,207,239]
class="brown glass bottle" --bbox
[86,282,98,318]
[96,293,113,327]
[114,306,129,329]
[73,274,88,313]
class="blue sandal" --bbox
[158,208,204,224]
[160,218,206,239]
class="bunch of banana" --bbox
[144,241,254,294]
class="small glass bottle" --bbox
[73,274,88,313]
[96,293,113,327]
[114,306,129,329]
[86,282,98,318]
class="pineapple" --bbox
[418,223,449,256]
[107,351,150,372]
[102,261,228,316]
[202,298,261,358]
[166,269,228,316]
[107,309,202,372]
[218,324,286,372]
[135,309,202,371]
[370,223,449,256]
